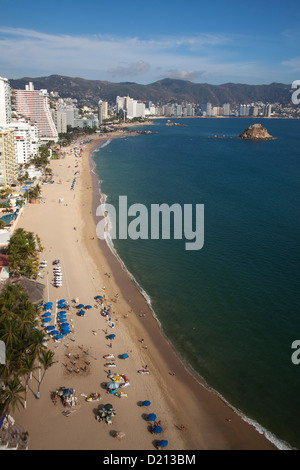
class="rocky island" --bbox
[238,123,276,140]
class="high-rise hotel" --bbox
[0,76,12,126]
[14,82,58,141]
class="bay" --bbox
[93,117,300,449]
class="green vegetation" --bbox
[0,284,55,415]
[7,228,41,278]
[24,184,41,201]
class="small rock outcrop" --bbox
[238,123,275,140]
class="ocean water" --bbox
[93,118,300,449]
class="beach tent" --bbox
[147,413,157,422]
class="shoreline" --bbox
[12,130,277,450]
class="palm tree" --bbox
[19,353,40,409]
[0,319,19,349]
[0,377,25,416]
[37,350,57,396]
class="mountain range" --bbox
[9,75,293,107]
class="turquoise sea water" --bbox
[93,118,300,449]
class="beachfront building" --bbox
[51,109,67,133]
[0,127,18,188]
[2,121,40,165]
[223,103,231,116]
[14,82,58,142]
[0,77,12,126]
[98,100,108,125]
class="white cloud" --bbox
[281,57,300,71]
[107,60,150,77]
[162,70,206,81]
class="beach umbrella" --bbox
[42,317,51,323]
[103,404,113,410]
[153,425,163,434]
[147,413,157,422]
[120,353,129,359]
[58,310,67,314]
[59,299,66,303]
[79,309,85,316]
[85,305,92,309]
[157,440,168,448]
[142,400,151,407]
[107,334,116,340]
[55,334,64,339]
[50,330,59,335]
[46,326,55,331]
[42,313,52,317]
[77,304,84,308]
[107,382,119,390]
[95,295,102,299]
[45,302,53,309]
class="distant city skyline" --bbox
[0,0,300,85]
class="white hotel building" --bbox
[14,82,58,141]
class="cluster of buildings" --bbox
[0,77,57,187]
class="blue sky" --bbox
[1,0,300,84]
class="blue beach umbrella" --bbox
[79,310,85,316]
[120,353,129,359]
[59,299,66,303]
[55,334,64,339]
[147,413,157,422]
[157,440,168,448]
[42,313,52,317]
[46,326,55,331]
[95,295,102,299]
[107,382,118,390]
[78,304,84,308]
[58,310,67,313]
[153,425,163,434]
[107,334,116,340]
[85,305,92,309]
[45,302,53,309]
[60,322,69,327]
[42,317,51,323]
[50,330,59,335]
[142,400,151,407]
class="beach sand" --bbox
[13,129,276,451]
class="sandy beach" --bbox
[13,128,276,451]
